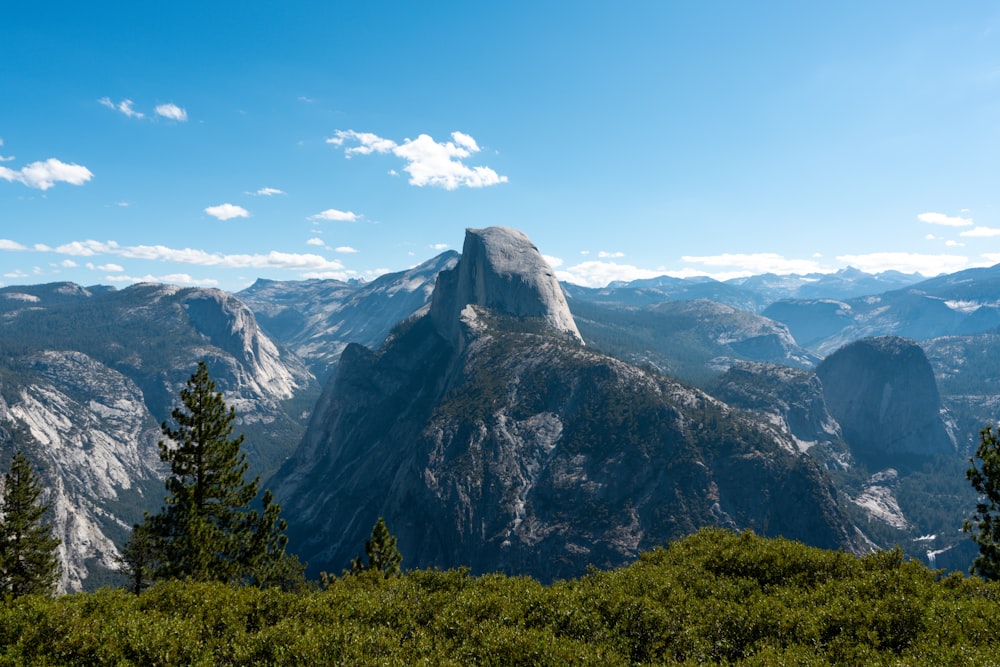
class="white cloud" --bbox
[960,226,1000,237]
[306,237,326,247]
[55,240,118,256]
[0,158,94,190]
[107,273,218,286]
[0,240,28,251]
[99,97,145,119]
[251,187,285,196]
[58,259,77,268]
[309,208,358,222]
[155,103,188,121]
[430,243,450,250]
[204,203,250,221]
[327,130,397,156]
[598,251,625,258]
[41,238,345,272]
[329,129,507,190]
[945,240,965,247]
[0,138,13,162]
[680,253,826,275]
[918,212,973,227]
[541,254,564,268]
[335,246,359,254]
[835,252,970,275]
[556,261,666,287]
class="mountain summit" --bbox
[430,227,583,345]
[272,227,859,581]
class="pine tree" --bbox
[0,451,61,597]
[350,517,402,577]
[124,361,302,586]
[965,425,1000,579]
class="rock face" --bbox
[816,336,953,464]
[430,227,583,347]
[571,299,818,386]
[708,362,842,454]
[238,252,458,382]
[0,282,319,590]
[272,228,861,581]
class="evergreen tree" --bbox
[0,451,60,597]
[350,517,402,577]
[116,521,157,595]
[965,425,1000,579]
[125,361,302,586]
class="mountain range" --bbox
[0,228,996,588]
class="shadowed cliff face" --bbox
[272,228,862,581]
[816,336,954,466]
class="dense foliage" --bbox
[964,424,1000,579]
[124,362,302,589]
[0,452,60,597]
[1,529,998,665]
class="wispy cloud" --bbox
[430,243,450,250]
[0,138,14,162]
[205,204,250,221]
[918,212,973,227]
[0,240,28,251]
[306,237,326,247]
[86,262,124,272]
[328,129,507,190]
[598,251,625,258]
[106,273,218,286]
[38,238,345,272]
[835,252,970,275]
[555,260,665,287]
[335,246,358,254]
[309,208,358,222]
[960,226,1000,237]
[0,158,94,190]
[250,187,285,196]
[155,103,188,121]
[98,97,145,119]
[680,252,826,275]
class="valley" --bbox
[0,226,995,589]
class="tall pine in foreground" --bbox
[965,424,1000,579]
[0,451,61,597]
[124,361,302,589]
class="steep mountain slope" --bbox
[572,298,818,386]
[272,227,863,581]
[816,337,954,466]
[763,263,1000,356]
[563,266,922,314]
[0,282,319,590]
[238,252,459,382]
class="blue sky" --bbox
[3,2,1000,291]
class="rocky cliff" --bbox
[816,336,954,466]
[238,252,458,382]
[0,282,319,590]
[272,227,862,581]
[429,227,582,347]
